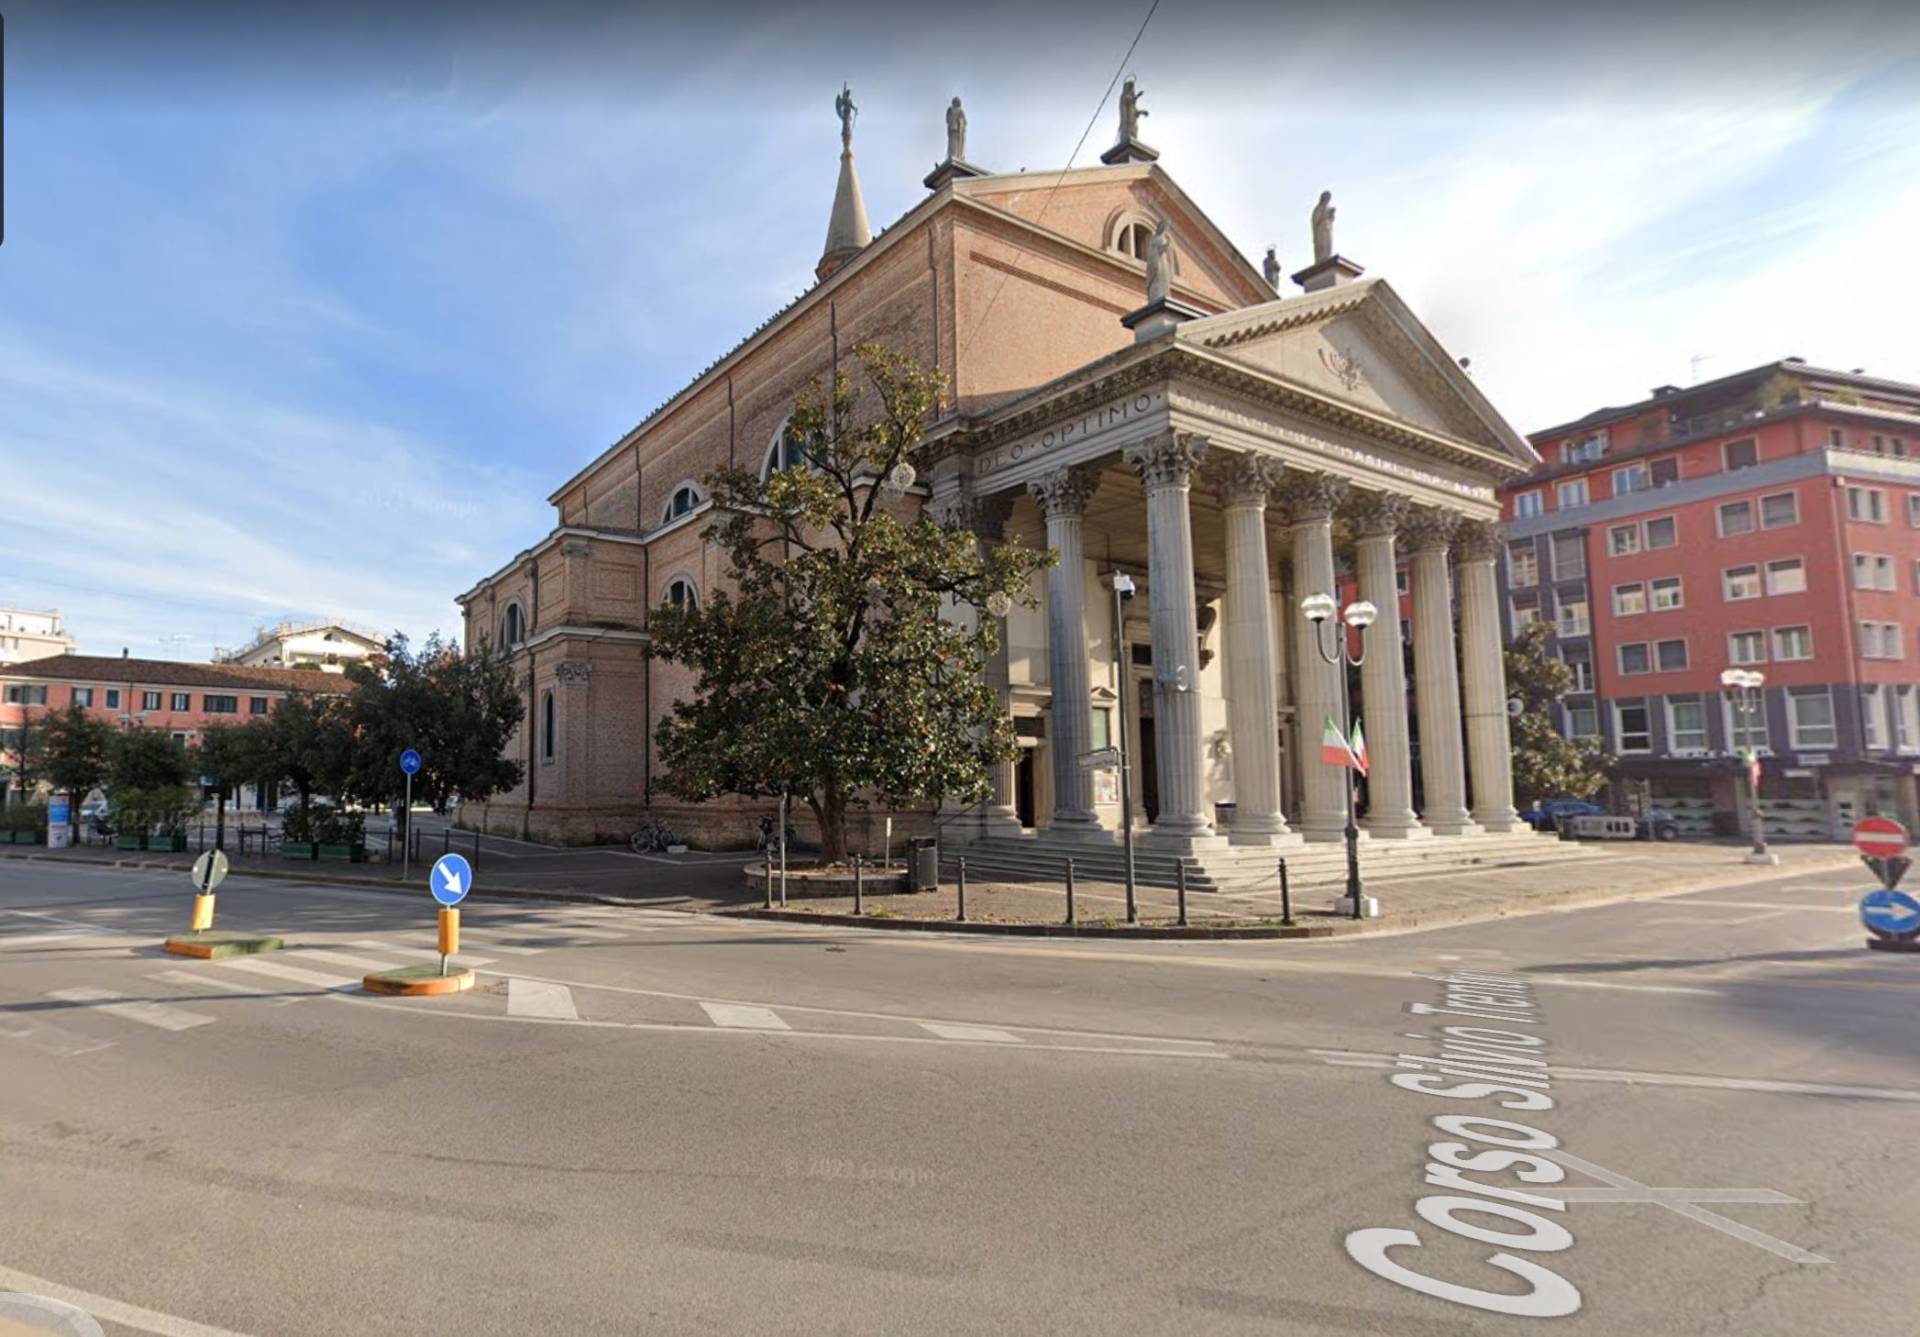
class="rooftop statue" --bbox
[1119,77,1147,141]
[1262,245,1282,291]
[836,84,858,149]
[1311,190,1336,265]
[1145,217,1173,304]
[946,97,966,162]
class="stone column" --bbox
[1208,452,1291,845]
[1125,432,1216,844]
[936,491,1022,836]
[1027,466,1101,835]
[1279,474,1350,842]
[1457,521,1524,832]
[1404,509,1478,835]
[1346,492,1428,839]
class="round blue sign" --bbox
[430,852,473,906]
[399,749,422,776]
[1859,888,1920,939]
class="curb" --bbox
[163,932,286,959]
[720,908,1343,939]
[362,964,476,996]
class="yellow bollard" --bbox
[191,894,216,933]
[437,907,459,974]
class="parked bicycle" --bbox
[758,814,798,852]
[630,820,680,854]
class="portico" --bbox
[927,272,1537,878]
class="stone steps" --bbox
[945,829,1598,892]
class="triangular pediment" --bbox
[1178,279,1539,468]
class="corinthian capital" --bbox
[1454,519,1506,562]
[1124,431,1210,490]
[1400,506,1462,555]
[1343,490,1413,539]
[1027,465,1100,519]
[1275,471,1348,523]
[1204,451,1284,508]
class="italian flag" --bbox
[1321,716,1370,776]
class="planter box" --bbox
[0,831,14,844]
[116,835,145,851]
[316,843,362,862]
[151,833,188,853]
[282,842,318,861]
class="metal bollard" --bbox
[1176,860,1188,927]
[1279,857,1294,927]
[1065,858,1076,925]
[853,854,864,916]
[957,857,967,922]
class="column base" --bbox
[1140,828,1230,856]
[1425,819,1485,837]
[1228,821,1304,849]
[1361,817,1433,840]
[1471,810,1528,834]
[1043,818,1120,845]
[1299,821,1363,844]
[978,807,1024,838]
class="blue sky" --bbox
[4,0,1918,660]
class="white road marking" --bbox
[507,977,578,1020]
[213,957,361,991]
[284,947,416,973]
[1309,1050,1920,1102]
[0,1018,117,1056]
[919,1022,1022,1044]
[1671,899,1858,914]
[1,930,109,947]
[49,987,217,1032]
[700,1002,790,1031]
[343,940,496,967]
[147,969,301,1006]
[444,933,545,955]
[1543,1148,1829,1264]
[0,1259,257,1337]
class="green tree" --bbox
[195,720,277,835]
[338,633,525,846]
[4,716,49,803]
[41,706,115,839]
[258,693,354,813]
[108,726,199,838]
[649,343,1051,862]
[1504,620,1613,807]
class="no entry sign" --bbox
[1853,817,1908,860]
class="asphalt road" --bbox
[0,857,1914,1335]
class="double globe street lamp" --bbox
[1302,592,1377,919]
[1719,666,1777,866]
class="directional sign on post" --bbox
[1859,888,1920,940]
[1854,816,1908,861]
[430,852,472,907]
[191,849,230,893]
[399,748,422,776]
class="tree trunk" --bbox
[812,789,849,865]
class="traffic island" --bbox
[163,930,286,959]
[362,963,475,996]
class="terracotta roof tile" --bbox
[2,654,349,695]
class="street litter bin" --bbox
[911,838,939,891]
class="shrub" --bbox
[1,802,48,835]
[113,786,200,836]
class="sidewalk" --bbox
[3,839,1860,939]
[728,841,1862,938]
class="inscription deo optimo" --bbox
[976,390,1163,476]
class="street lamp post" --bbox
[1303,592,1377,919]
[1720,667,1777,865]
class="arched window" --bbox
[762,420,808,479]
[541,689,556,762]
[664,576,699,612]
[663,483,702,523]
[500,602,525,647]
[1116,221,1152,261]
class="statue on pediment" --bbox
[1262,245,1282,290]
[945,97,966,161]
[1311,191,1336,265]
[1145,217,1173,304]
[1119,77,1147,141]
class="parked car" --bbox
[1521,798,1680,841]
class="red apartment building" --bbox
[0,653,343,807]
[1498,358,1920,838]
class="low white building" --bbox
[0,608,77,666]
[214,620,385,673]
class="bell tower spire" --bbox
[817,83,874,281]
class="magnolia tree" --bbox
[649,343,1051,863]
[1504,620,1613,807]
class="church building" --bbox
[456,84,1544,884]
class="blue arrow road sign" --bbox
[431,852,473,907]
[399,748,422,776]
[1859,888,1920,938]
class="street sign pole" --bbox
[399,749,423,881]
